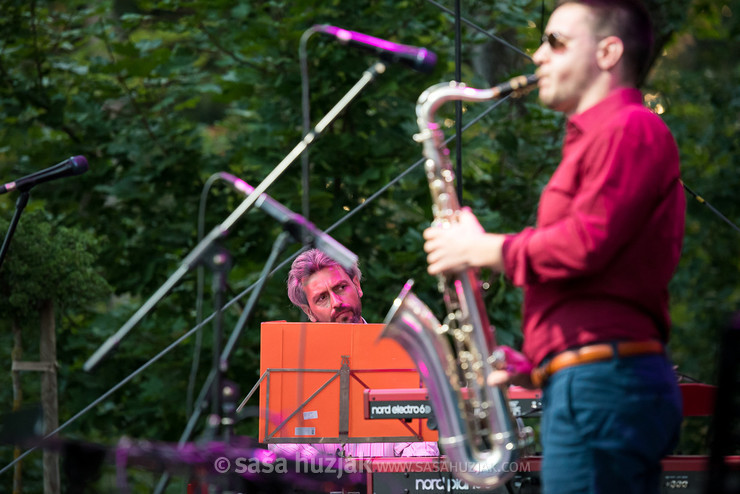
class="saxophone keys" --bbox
[413,129,432,142]
[441,168,455,182]
[429,177,445,194]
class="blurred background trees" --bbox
[0,0,737,491]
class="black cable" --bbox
[299,27,320,233]
[298,27,321,325]
[320,96,511,234]
[454,0,464,202]
[186,173,225,419]
[425,0,740,238]
[540,0,546,41]
[681,180,740,234]
[0,318,209,476]
[424,0,533,61]
[426,0,534,207]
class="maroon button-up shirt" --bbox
[502,88,685,366]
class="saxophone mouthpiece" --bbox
[491,74,539,99]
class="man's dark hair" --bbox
[557,0,654,86]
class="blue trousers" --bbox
[540,352,683,494]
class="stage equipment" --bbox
[313,25,437,73]
[8,434,365,494]
[705,314,740,494]
[246,322,437,445]
[134,61,390,494]
[118,436,367,494]
[0,155,88,195]
[218,173,355,271]
[363,387,539,420]
[361,382,737,494]
[3,380,731,494]
[381,74,539,489]
[83,58,385,373]
[0,155,88,269]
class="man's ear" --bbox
[300,305,317,322]
[596,35,624,72]
[353,276,363,298]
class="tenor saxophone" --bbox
[381,74,538,489]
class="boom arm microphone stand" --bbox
[79,61,388,492]
[83,59,387,373]
[152,229,292,494]
[0,191,30,270]
[1,156,89,270]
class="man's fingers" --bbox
[487,370,511,387]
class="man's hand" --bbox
[488,369,537,389]
[423,207,506,275]
[488,346,539,389]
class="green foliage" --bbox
[647,0,740,386]
[0,209,111,325]
[0,0,738,489]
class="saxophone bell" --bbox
[382,74,538,489]
[382,280,534,488]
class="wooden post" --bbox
[39,299,59,494]
[11,300,61,494]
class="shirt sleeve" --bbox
[503,112,675,285]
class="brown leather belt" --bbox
[530,340,665,388]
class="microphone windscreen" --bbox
[70,155,89,175]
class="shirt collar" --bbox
[567,87,644,134]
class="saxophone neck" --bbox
[415,74,539,129]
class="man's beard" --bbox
[332,308,362,323]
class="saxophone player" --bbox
[423,1,684,493]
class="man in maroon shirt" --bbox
[423,1,684,492]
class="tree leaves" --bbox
[0,209,111,327]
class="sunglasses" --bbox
[541,32,569,50]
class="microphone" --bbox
[0,156,89,195]
[313,24,437,74]
[219,172,358,271]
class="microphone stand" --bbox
[128,61,387,493]
[152,230,292,494]
[203,244,232,425]
[83,60,388,372]
[0,191,30,270]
